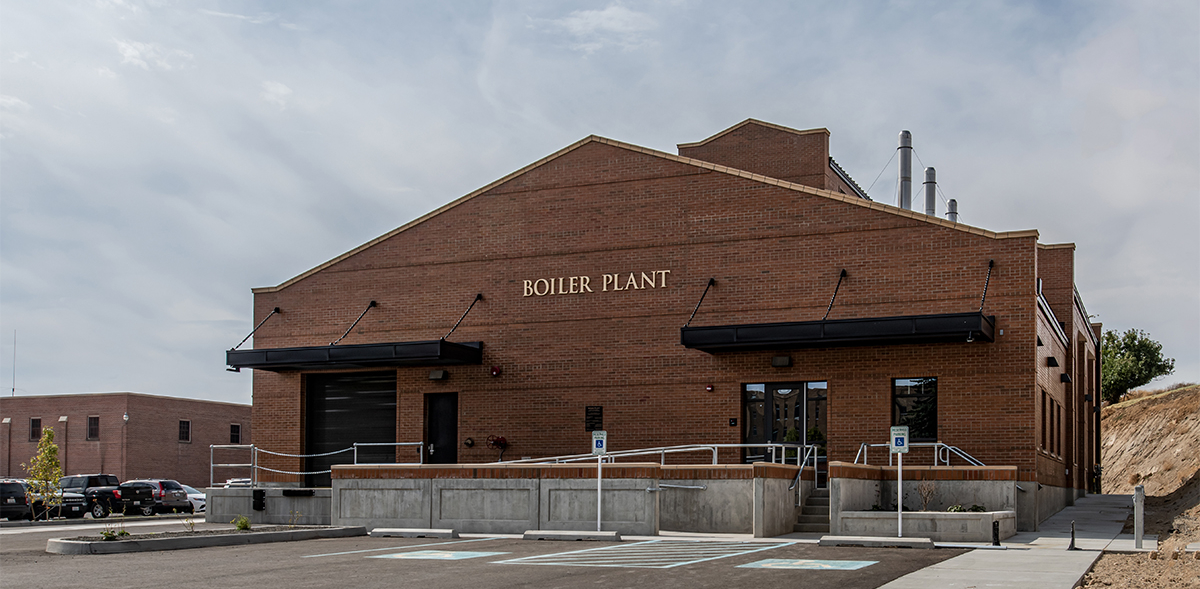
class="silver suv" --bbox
[123,479,191,515]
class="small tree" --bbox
[22,426,64,518]
[1101,328,1175,404]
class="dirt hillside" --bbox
[1081,384,1200,589]
[1101,384,1200,496]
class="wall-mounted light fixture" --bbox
[771,356,792,368]
[1060,374,1072,383]
[1046,357,1059,367]
[490,366,502,377]
[463,437,475,448]
[123,412,129,424]
[705,385,714,392]
[429,370,448,381]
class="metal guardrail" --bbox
[853,441,985,467]
[210,442,425,487]
[502,443,814,466]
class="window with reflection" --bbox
[892,377,937,442]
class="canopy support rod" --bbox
[444,294,484,340]
[684,278,716,327]
[331,301,377,346]
[822,269,848,321]
[979,260,995,312]
[230,307,281,351]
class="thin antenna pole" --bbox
[11,330,15,397]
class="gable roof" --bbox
[253,134,1037,294]
[676,118,830,149]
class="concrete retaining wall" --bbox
[330,462,803,537]
[829,462,1022,540]
[206,487,331,526]
[837,510,1017,542]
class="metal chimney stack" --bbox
[947,199,958,223]
[924,167,936,216]
[898,131,912,209]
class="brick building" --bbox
[0,392,251,488]
[228,119,1100,529]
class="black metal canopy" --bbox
[226,340,483,372]
[681,311,995,353]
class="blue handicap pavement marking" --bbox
[737,559,877,570]
[370,550,509,560]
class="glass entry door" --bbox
[743,381,828,467]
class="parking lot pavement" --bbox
[0,533,966,589]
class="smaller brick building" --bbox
[0,393,251,488]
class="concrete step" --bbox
[808,488,830,498]
[802,505,829,516]
[805,496,830,506]
[794,523,830,533]
[797,514,828,524]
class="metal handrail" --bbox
[210,444,255,488]
[853,441,985,467]
[503,442,812,467]
[212,442,426,488]
[352,442,425,465]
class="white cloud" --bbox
[9,51,29,63]
[260,81,293,109]
[149,106,177,124]
[544,4,657,54]
[199,9,279,25]
[0,95,32,111]
[96,66,117,78]
[114,39,194,70]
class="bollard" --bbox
[1067,520,1080,551]
[1134,485,1144,549]
[992,520,1000,547]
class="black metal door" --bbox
[304,372,397,487]
[425,392,457,464]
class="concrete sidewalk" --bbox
[879,494,1138,589]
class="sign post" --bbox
[592,430,607,532]
[890,426,909,538]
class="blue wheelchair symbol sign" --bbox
[595,440,604,448]
[894,437,905,447]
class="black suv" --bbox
[1,480,32,521]
[58,474,153,518]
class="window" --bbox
[892,378,937,442]
[29,418,42,441]
[178,420,191,442]
[230,423,241,444]
[1041,391,1048,450]
[87,416,100,440]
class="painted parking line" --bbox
[303,537,501,558]
[493,540,795,569]
[737,559,877,570]
[369,550,509,560]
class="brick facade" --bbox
[241,119,1099,495]
[0,393,251,488]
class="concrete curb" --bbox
[370,528,458,539]
[46,526,367,554]
[2,514,181,528]
[819,535,934,549]
[523,530,622,541]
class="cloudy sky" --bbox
[1,1,1196,404]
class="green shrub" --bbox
[946,504,965,512]
[231,514,252,531]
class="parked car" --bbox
[27,485,87,520]
[180,484,206,513]
[123,479,191,515]
[58,474,121,519]
[1,479,32,521]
